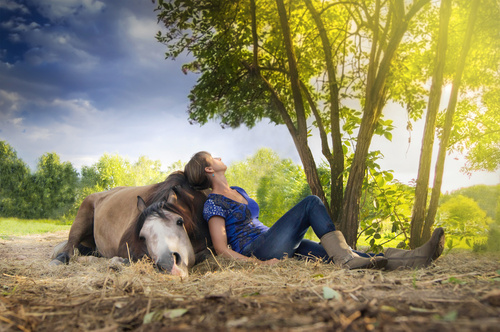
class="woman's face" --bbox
[207,155,227,173]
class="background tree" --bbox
[0,141,31,218]
[68,154,167,220]
[225,148,282,198]
[32,153,79,219]
[435,194,492,249]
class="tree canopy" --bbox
[155,0,499,246]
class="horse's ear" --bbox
[137,196,147,212]
[167,190,178,205]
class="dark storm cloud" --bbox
[0,0,192,115]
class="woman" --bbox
[184,151,445,270]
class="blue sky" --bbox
[0,0,497,192]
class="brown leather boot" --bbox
[321,231,387,269]
[384,227,445,270]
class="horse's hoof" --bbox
[108,256,128,271]
[49,259,65,266]
[50,252,70,266]
[110,256,126,264]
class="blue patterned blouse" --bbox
[203,186,269,254]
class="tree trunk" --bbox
[410,0,452,249]
[423,0,480,241]
[275,0,329,211]
[340,2,417,246]
[304,0,344,223]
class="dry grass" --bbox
[1,231,499,331]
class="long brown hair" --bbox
[184,151,212,190]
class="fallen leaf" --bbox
[380,305,397,312]
[163,308,188,319]
[441,310,458,322]
[143,312,156,324]
[323,286,341,300]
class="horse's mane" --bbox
[119,171,208,260]
[145,171,204,233]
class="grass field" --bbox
[0,217,71,238]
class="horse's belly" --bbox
[94,222,127,257]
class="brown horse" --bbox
[50,171,212,275]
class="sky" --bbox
[0,0,498,193]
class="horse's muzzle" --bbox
[156,251,189,277]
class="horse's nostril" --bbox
[173,252,181,265]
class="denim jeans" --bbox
[241,196,336,261]
[241,195,378,262]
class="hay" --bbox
[1,232,499,331]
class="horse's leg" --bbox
[50,195,97,265]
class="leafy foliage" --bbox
[438,184,500,252]
[0,142,78,220]
[225,148,310,227]
[435,195,492,249]
[32,153,79,219]
[0,141,31,218]
[67,154,169,221]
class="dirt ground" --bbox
[0,231,499,332]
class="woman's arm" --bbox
[208,216,278,265]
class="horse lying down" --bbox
[50,172,213,277]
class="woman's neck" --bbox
[211,174,231,194]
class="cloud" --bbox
[30,0,106,23]
[0,1,30,14]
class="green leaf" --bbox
[143,312,156,324]
[164,308,188,319]
[376,175,385,187]
[441,310,458,322]
[322,286,341,300]
[443,277,467,285]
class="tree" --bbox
[410,0,452,248]
[155,0,432,246]
[256,158,310,226]
[0,141,31,217]
[68,153,168,221]
[33,152,79,219]
[435,194,492,248]
[224,148,310,226]
[447,185,500,221]
[126,156,167,187]
[409,0,500,246]
[225,148,282,198]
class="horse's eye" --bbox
[176,218,184,226]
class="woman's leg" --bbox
[294,239,329,262]
[241,196,335,260]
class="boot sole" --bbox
[431,227,445,262]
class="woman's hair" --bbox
[184,151,212,190]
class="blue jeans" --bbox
[241,196,335,261]
[241,195,377,262]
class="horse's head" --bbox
[136,196,195,277]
